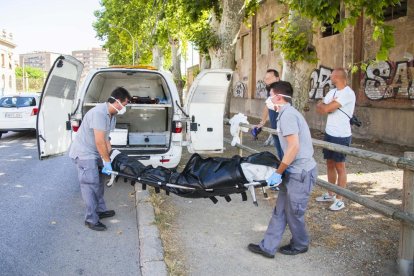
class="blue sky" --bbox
[0,0,104,54]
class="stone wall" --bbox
[230,0,414,147]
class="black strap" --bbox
[338,108,351,119]
[333,89,352,119]
[209,196,218,204]
[241,192,247,201]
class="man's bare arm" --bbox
[94,129,111,162]
[276,134,299,174]
[316,100,341,115]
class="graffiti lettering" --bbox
[363,59,414,100]
[308,66,334,99]
[256,80,267,99]
[234,81,247,98]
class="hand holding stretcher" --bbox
[106,150,281,206]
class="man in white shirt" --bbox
[315,68,356,211]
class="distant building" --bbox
[72,48,109,79]
[0,29,16,96]
[19,51,60,73]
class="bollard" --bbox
[399,152,414,276]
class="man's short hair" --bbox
[334,68,348,79]
[269,81,293,98]
[266,69,279,78]
[108,87,131,103]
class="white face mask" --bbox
[110,97,127,115]
[265,96,275,110]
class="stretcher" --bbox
[106,150,280,206]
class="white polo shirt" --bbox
[323,86,356,137]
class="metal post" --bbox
[239,129,243,157]
[399,152,414,276]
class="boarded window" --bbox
[321,4,341,38]
[241,34,249,59]
[384,0,407,21]
[270,21,277,52]
[235,38,241,60]
[259,25,269,55]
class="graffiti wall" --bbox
[233,81,247,97]
[256,80,267,99]
[308,66,334,100]
[363,60,414,100]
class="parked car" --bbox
[0,93,40,138]
[37,55,232,168]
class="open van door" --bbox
[184,69,232,154]
[37,55,83,160]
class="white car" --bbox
[37,55,232,168]
[0,93,40,138]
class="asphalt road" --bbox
[0,131,141,276]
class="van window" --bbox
[0,96,36,108]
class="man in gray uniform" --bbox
[69,87,131,231]
[248,81,317,257]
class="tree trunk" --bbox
[152,45,164,70]
[281,11,315,114]
[282,60,314,114]
[200,55,211,70]
[208,0,245,69]
[170,38,184,100]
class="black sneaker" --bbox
[85,221,107,231]
[247,243,274,258]
[279,244,308,255]
[97,210,115,219]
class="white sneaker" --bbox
[329,199,345,211]
[316,193,335,202]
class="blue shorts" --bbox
[323,133,352,162]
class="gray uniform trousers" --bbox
[74,158,108,224]
[260,166,317,255]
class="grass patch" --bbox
[149,190,187,276]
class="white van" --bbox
[36,55,232,168]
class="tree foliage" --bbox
[15,66,44,79]
[280,0,403,61]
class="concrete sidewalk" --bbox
[135,184,168,275]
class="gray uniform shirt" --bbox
[277,103,316,173]
[68,103,115,160]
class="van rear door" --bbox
[184,69,232,154]
[37,55,83,160]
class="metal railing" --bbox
[224,118,414,276]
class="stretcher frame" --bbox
[106,170,270,206]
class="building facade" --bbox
[0,29,16,96]
[19,51,60,73]
[72,48,108,80]
[230,0,414,147]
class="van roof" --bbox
[108,65,157,70]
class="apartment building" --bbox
[72,48,108,79]
[0,29,16,96]
[19,51,60,73]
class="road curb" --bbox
[135,184,168,276]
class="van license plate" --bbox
[5,112,23,118]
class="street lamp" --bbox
[109,24,135,65]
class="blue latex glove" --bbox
[102,161,113,175]
[266,172,282,188]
